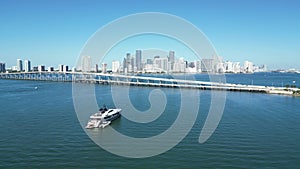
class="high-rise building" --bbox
[123,58,127,73]
[102,63,107,73]
[82,56,92,72]
[146,59,153,65]
[233,62,241,73]
[201,59,214,73]
[154,57,168,72]
[0,62,6,73]
[224,61,234,73]
[47,67,54,72]
[173,57,186,73]
[196,60,201,72]
[24,60,31,72]
[168,51,175,71]
[95,64,99,72]
[38,65,45,72]
[17,59,23,72]
[58,64,64,72]
[112,61,120,73]
[130,57,135,73]
[63,65,69,72]
[126,53,131,73]
[244,61,254,73]
[136,50,142,71]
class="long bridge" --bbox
[0,72,298,95]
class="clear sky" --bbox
[0,0,299,70]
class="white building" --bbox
[244,61,254,73]
[38,65,45,72]
[153,57,168,72]
[63,65,69,72]
[47,67,54,72]
[224,61,233,73]
[196,60,201,73]
[112,61,120,73]
[173,58,186,73]
[17,59,23,72]
[233,62,241,73]
[102,63,107,73]
[82,56,92,72]
[24,60,31,72]
[58,64,64,72]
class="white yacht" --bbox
[85,105,121,129]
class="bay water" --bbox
[0,73,299,168]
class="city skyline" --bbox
[0,50,269,74]
[1,1,300,69]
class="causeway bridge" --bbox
[0,72,298,95]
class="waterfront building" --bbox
[47,67,54,72]
[38,65,45,72]
[126,53,131,73]
[17,59,23,72]
[130,57,135,73]
[168,51,175,71]
[102,63,107,73]
[82,56,92,72]
[173,58,186,73]
[201,59,214,73]
[122,58,126,73]
[187,61,197,73]
[136,50,142,71]
[63,65,69,72]
[233,62,241,73]
[196,60,201,72]
[112,61,120,73]
[168,51,175,63]
[0,62,6,73]
[32,66,38,72]
[94,64,99,72]
[244,61,254,73]
[24,60,31,72]
[146,58,153,65]
[224,61,234,73]
[153,57,168,72]
[58,64,64,72]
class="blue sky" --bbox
[0,0,299,69]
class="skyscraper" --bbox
[112,61,120,73]
[17,59,23,72]
[123,58,127,73]
[95,64,99,72]
[102,63,107,73]
[63,65,69,72]
[136,50,142,71]
[201,59,214,73]
[58,64,64,72]
[126,53,131,73]
[244,61,254,73]
[82,56,92,72]
[154,57,168,72]
[169,51,175,63]
[24,60,31,72]
[168,51,175,71]
[0,62,5,73]
[130,57,135,73]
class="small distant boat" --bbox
[85,104,121,129]
[34,86,38,90]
